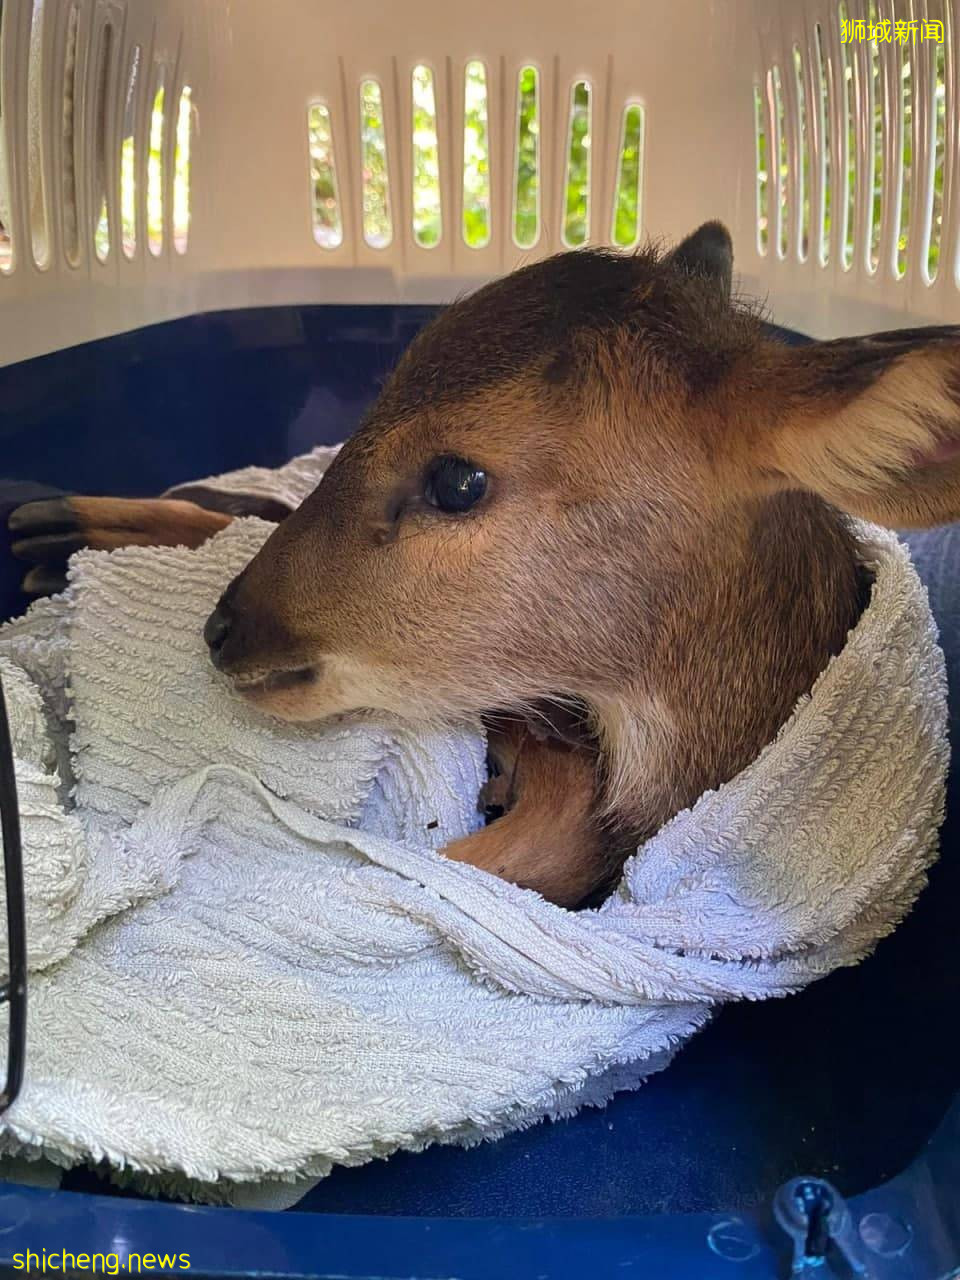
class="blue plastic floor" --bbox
[0,306,956,1234]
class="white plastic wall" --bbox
[0,0,956,369]
[747,0,960,337]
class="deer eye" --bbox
[423,456,488,514]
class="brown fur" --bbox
[444,719,607,906]
[13,225,960,907]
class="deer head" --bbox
[203,223,960,895]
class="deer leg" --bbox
[442,724,608,908]
[9,497,234,594]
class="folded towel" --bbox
[0,516,486,980]
[0,510,947,1206]
[163,445,341,515]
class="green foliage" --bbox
[754,6,945,280]
[173,86,192,252]
[463,61,490,247]
[361,79,392,247]
[308,102,341,248]
[755,85,769,251]
[929,40,946,276]
[563,81,591,246]
[314,62,643,254]
[844,60,855,265]
[412,65,441,247]
[147,83,165,253]
[794,47,810,259]
[817,26,830,260]
[612,105,643,247]
[897,44,912,275]
[776,67,790,256]
[867,19,943,277]
[514,66,539,247]
[120,136,136,253]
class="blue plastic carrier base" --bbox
[0,306,956,1279]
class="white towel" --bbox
[0,519,486,979]
[0,514,947,1206]
[164,444,342,514]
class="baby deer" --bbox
[11,223,960,906]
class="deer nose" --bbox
[203,603,233,668]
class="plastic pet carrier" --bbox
[0,0,957,1275]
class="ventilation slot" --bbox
[308,102,341,250]
[121,45,140,259]
[93,23,114,263]
[147,68,165,255]
[360,78,391,248]
[462,60,490,248]
[28,0,49,266]
[0,0,10,270]
[60,3,81,266]
[754,84,768,254]
[928,39,946,281]
[814,23,831,265]
[839,2,855,269]
[412,64,441,247]
[513,64,540,249]
[793,45,810,261]
[752,17,949,280]
[772,64,788,259]
[173,85,192,253]
[896,32,912,277]
[867,5,882,273]
[611,103,644,248]
[562,79,591,248]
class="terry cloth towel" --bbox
[163,444,343,516]
[0,502,947,1205]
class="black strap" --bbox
[0,671,27,1112]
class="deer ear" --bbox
[666,221,733,300]
[755,326,960,528]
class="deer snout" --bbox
[203,601,232,669]
[203,574,295,678]
[202,575,323,721]
[203,570,266,674]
